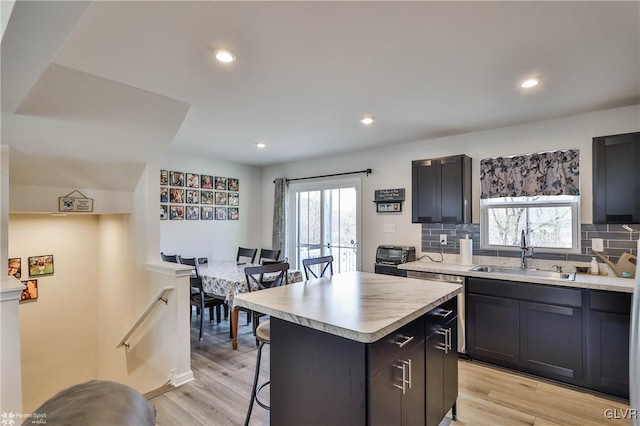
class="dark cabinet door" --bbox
[402,343,426,426]
[442,316,458,415]
[370,342,425,426]
[588,290,631,398]
[412,158,439,223]
[412,155,471,224]
[519,302,584,384]
[467,294,519,366]
[440,155,470,223]
[370,362,403,426]
[593,131,640,223]
[425,316,458,426]
[425,331,445,426]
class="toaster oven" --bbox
[375,245,416,265]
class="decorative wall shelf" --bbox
[373,188,405,213]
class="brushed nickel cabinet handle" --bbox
[395,335,414,348]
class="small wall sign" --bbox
[59,190,94,212]
[374,188,405,202]
[374,188,405,213]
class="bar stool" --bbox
[244,320,271,426]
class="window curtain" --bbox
[272,178,287,256]
[480,149,580,199]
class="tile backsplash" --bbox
[421,223,639,263]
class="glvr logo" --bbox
[604,408,638,419]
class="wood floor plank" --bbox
[151,314,630,426]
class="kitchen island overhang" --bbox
[234,271,462,426]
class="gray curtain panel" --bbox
[480,149,580,199]
[272,178,287,255]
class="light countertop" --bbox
[233,271,462,343]
[398,260,636,293]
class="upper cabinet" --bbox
[593,132,640,224]
[412,154,471,223]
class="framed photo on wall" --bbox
[170,188,184,203]
[8,258,21,279]
[228,178,239,191]
[160,169,168,186]
[186,190,199,204]
[201,190,213,204]
[186,206,199,220]
[201,206,214,220]
[28,255,54,277]
[170,171,184,187]
[228,193,239,206]
[160,205,168,220]
[215,192,227,205]
[20,280,38,301]
[170,206,184,220]
[228,207,239,220]
[201,175,214,189]
[215,176,227,190]
[215,207,227,220]
[160,187,168,203]
[186,173,199,188]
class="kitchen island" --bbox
[233,271,462,425]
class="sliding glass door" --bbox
[288,178,361,274]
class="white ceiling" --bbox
[2,1,639,189]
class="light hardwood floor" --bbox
[150,315,631,426]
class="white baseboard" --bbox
[171,370,194,387]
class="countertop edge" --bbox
[397,261,636,293]
[234,285,462,344]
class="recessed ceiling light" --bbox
[360,116,375,125]
[520,77,540,89]
[214,49,236,63]
[256,142,266,149]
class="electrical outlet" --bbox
[592,238,604,252]
[383,224,395,233]
[440,234,447,245]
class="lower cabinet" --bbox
[588,290,631,398]
[370,297,458,426]
[467,294,519,367]
[425,315,458,426]
[467,277,631,398]
[370,342,425,426]
[520,301,584,383]
[271,297,459,425]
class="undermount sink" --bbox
[471,265,576,281]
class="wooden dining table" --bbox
[199,260,303,349]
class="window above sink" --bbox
[480,195,580,254]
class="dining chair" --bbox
[237,247,258,264]
[302,255,334,280]
[161,252,178,263]
[244,262,289,426]
[258,248,281,264]
[243,262,290,341]
[179,256,226,341]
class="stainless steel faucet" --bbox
[520,230,534,269]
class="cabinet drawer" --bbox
[468,278,582,308]
[425,297,457,336]
[369,317,425,377]
[589,290,631,315]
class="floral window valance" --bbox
[480,149,580,199]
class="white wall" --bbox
[10,214,100,412]
[9,185,133,214]
[11,165,190,412]
[160,152,264,261]
[262,105,640,272]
